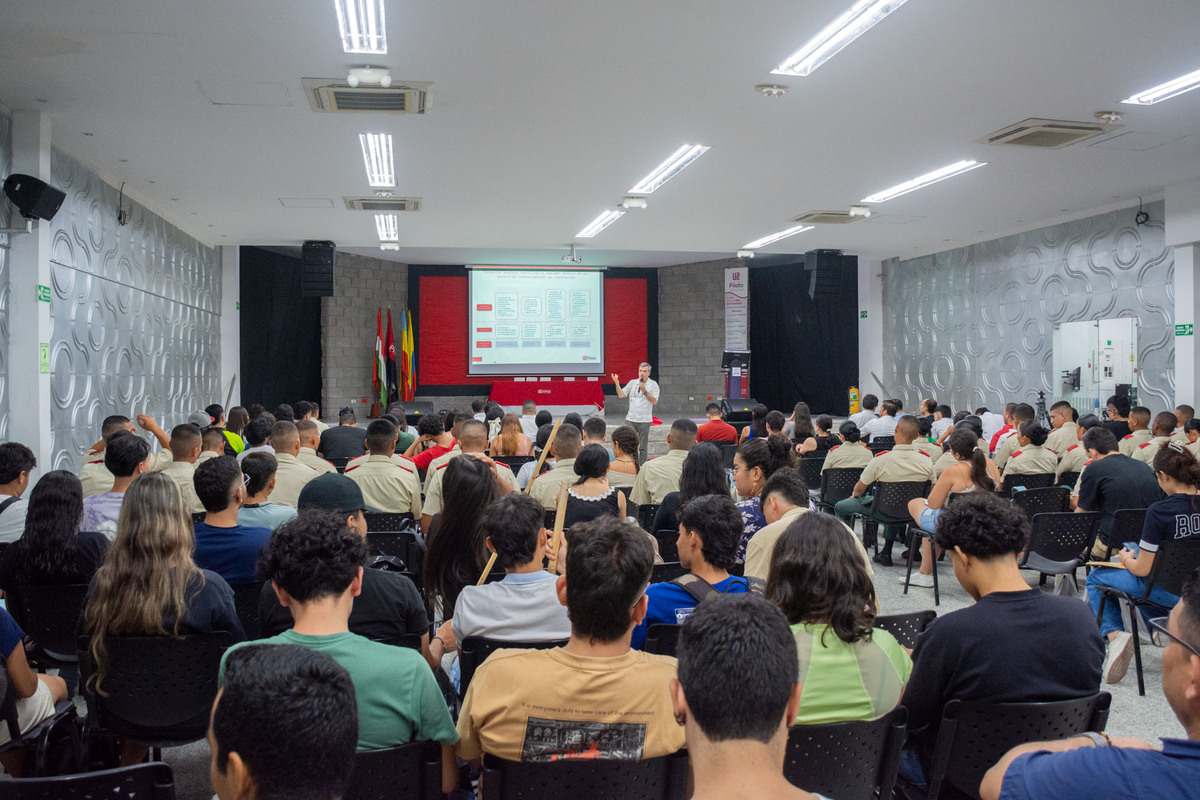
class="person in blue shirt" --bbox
[632,493,749,649]
[982,566,1200,800]
[193,456,272,585]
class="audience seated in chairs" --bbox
[860,400,899,442]
[422,419,516,533]
[1132,411,1179,466]
[225,510,458,781]
[765,512,910,724]
[236,453,299,531]
[0,605,68,769]
[295,419,337,475]
[819,421,872,473]
[456,515,685,763]
[318,407,368,463]
[82,432,154,539]
[1075,427,1163,555]
[160,423,205,514]
[345,419,422,518]
[652,443,728,534]
[529,423,583,510]
[561,444,627,529]
[734,435,795,562]
[631,419,696,507]
[607,424,641,488]
[0,443,36,544]
[192,457,272,586]
[210,644,359,800]
[429,493,570,690]
[1056,412,1099,483]
[237,416,275,465]
[491,413,533,457]
[265,421,320,507]
[0,471,108,591]
[695,402,738,444]
[1087,442,1200,686]
[424,457,497,625]
[675,593,824,800]
[632,494,749,649]
[993,404,1035,471]
[198,427,227,467]
[898,493,1103,790]
[1001,422,1058,481]
[981,567,1200,800]
[80,414,172,499]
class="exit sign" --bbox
[35,284,50,303]
[1176,323,1194,336]
[859,310,869,320]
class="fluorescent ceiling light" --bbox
[576,209,626,239]
[334,0,387,54]
[861,159,986,203]
[742,224,814,250]
[359,133,394,188]
[379,243,400,251]
[772,0,910,77]
[627,144,710,195]
[1122,66,1200,105]
[375,213,398,242]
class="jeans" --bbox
[834,495,873,527]
[1086,566,1179,637]
[630,421,651,465]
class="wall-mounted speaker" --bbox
[301,240,336,297]
[3,173,66,221]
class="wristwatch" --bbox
[1080,731,1112,747]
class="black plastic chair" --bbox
[1106,508,1149,558]
[482,751,689,800]
[364,512,417,533]
[1010,486,1070,521]
[0,762,176,799]
[785,706,907,800]
[653,530,679,562]
[902,523,943,605]
[458,637,567,700]
[7,583,90,672]
[874,611,937,650]
[365,531,424,586]
[999,472,1056,496]
[369,631,423,652]
[644,624,682,657]
[79,632,234,760]
[494,455,534,472]
[650,562,687,584]
[921,694,1111,800]
[1096,536,1200,695]
[344,740,441,800]
[798,455,826,493]
[0,661,83,777]
[230,581,265,640]
[637,504,660,532]
[1019,511,1100,588]
[868,435,895,455]
[814,468,864,513]
[1058,470,1081,489]
[859,481,930,556]
[328,456,351,473]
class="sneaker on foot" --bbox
[901,572,935,588]
[1103,632,1134,684]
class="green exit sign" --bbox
[859,310,868,320]
[1176,323,1194,336]
[35,284,50,303]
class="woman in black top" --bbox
[0,471,108,591]
[1101,394,1132,440]
[652,443,729,533]
[811,415,841,453]
[562,445,626,529]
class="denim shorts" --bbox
[918,506,943,532]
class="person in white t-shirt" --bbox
[0,443,35,543]
[860,400,899,442]
[518,401,539,440]
[611,362,660,464]
[849,394,879,430]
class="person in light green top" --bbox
[765,511,912,725]
[218,511,459,793]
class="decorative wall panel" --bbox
[0,110,11,441]
[48,149,220,472]
[882,201,1174,412]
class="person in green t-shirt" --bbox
[219,511,458,793]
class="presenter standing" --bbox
[611,362,659,464]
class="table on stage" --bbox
[489,379,606,413]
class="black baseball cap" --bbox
[298,473,376,514]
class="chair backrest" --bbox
[718,443,738,468]
[644,623,682,657]
[653,530,679,562]
[458,637,567,699]
[650,562,687,584]
[798,455,826,491]
[230,581,265,640]
[927,693,1111,799]
[363,512,418,533]
[1110,508,1149,545]
[1023,512,1100,565]
[637,504,660,532]
[1057,470,1080,489]
[818,468,864,506]
[872,481,931,520]
[874,611,937,650]
[869,436,895,454]
[79,633,234,744]
[481,751,689,800]
[494,455,534,472]
[1147,535,1200,598]
[328,455,351,473]
[784,706,907,800]
[365,530,424,577]
[344,740,441,800]
[2,762,176,799]
[1001,473,1056,495]
[1010,486,1070,520]
[8,583,91,657]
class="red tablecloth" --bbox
[490,380,605,410]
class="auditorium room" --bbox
[2,1,1200,798]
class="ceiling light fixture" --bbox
[619,196,648,209]
[334,0,387,55]
[576,209,626,239]
[627,144,710,195]
[742,224,814,250]
[861,159,987,203]
[358,132,395,187]
[375,213,399,242]
[379,243,400,251]
[772,0,910,78]
[1121,66,1200,106]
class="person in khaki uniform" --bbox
[423,444,465,493]
[994,405,1036,471]
[1132,411,1178,466]
[421,420,515,532]
[268,421,320,507]
[161,423,205,514]
[529,424,583,510]
[197,427,226,467]
[1056,414,1100,480]
[1173,404,1194,444]
[821,422,873,472]
[80,413,172,497]
[345,419,422,517]
[833,417,933,544]
[1044,401,1079,456]
[1001,423,1058,479]
[296,419,337,475]
[1118,407,1153,456]
[630,419,697,507]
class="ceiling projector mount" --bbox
[561,244,583,264]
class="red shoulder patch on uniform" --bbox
[345,465,360,473]
[874,450,891,457]
[830,444,842,452]
[1123,434,1134,439]
[1139,442,1151,449]
[922,450,933,458]
[1066,444,1078,452]
[394,461,415,473]
[435,462,450,471]
[1084,459,1093,466]
[1011,450,1023,458]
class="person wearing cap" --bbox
[256,473,432,660]
[346,420,422,517]
[318,407,368,462]
[161,423,205,514]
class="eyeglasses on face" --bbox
[1149,616,1200,657]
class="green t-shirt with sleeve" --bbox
[219,630,457,751]
[791,622,912,725]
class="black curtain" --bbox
[239,247,322,408]
[748,251,858,416]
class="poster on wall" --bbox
[724,266,749,352]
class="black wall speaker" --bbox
[3,173,66,221]
[301,240,336,297]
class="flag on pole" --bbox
[385,308,398,402]
[374,307,386,408]
[402,308,416,401]
[399,311,410,400]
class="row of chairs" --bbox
[325,454,537,476]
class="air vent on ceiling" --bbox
[344,196,422,211]
[303,78,431,114]
[986,117,1115,149]
[793,210,863,225]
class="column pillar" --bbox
[857,256,884,396]
[1167,179,1200,408]
[219,245,241,408]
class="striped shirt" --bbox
[791,622,912,725]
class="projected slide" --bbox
[468,267,605,375]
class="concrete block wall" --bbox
[320,253,408,417]
[655,258,734,415]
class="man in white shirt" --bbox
[849,394,879,430]
[0,443,35,543]
[519,401,539,440]
[860,400,899,442]
[611,362,660,464]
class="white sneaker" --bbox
[1103,632,1134,684]
[899,572,935,588]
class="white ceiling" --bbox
[2,0,1199,265]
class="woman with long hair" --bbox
[562,444,627,528]
[738,404,770,443]
[766,513,910,724]
[905,428,1001,587]
[607,425,640,487]
[423,456,497,622]
[0,471,108,590]
[651,443,728,532]
[787,402,816,453]
[490,413,532,457]
[733,435,794,560]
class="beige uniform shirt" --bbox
[314,419,330,434]
[910,439,940,458]
[630,449,687,506]
[1071,460,1093,496]
[859,444,933,487]
[196,451,221,467]
[347,452,410,471]
[1002,444,1058,478]
[1056,443,1088,479]
[1045,422,1079,456]
[423,446,464,492]
[1188,441,1200,460]
[529,458,578,510]
[1172,428,1189,445]
[821,442,873,472]
[745,506,873,582]
[1119,429,1153,457]
[162,460,204,514]
[606,468,637,489]
[1131,435,1172,466]
[298,447,337,475]
[423,453,516,517]
[345,455,422,516]
[993,432,1021,471]
[271,453,320,507]
[79,448,172,498]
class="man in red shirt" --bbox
[696,403,738,444]
[404,413,458,471]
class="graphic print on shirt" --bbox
[521,716,646,762]
[1175,512,1200,540]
